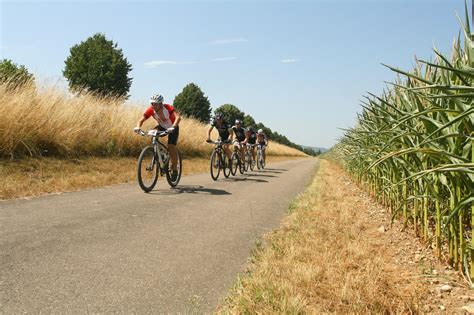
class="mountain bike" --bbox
[136,129,182,192]
[207,139,231,180]
[230,141,245,176]
[256,143,266,169]
[245,143,256,171]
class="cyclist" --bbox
[134,93,181,181]
[231,119,246,163]
[256,128,268,164]
[207,113,232,163]
[243,126,257,164]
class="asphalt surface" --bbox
[1,158,318,313]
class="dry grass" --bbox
[218,159,426,313]
[0,83,306,159]
[0,156,302,200]
[0,157,210,200]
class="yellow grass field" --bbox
[0,83,306,159]
[0,83,306,199]
[218,159,425,313]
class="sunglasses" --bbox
[151,102,163,106]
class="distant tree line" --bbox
[1,32,319,156]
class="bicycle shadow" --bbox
[257,168,288,174]
[150,185,231,196]
[224,177,268,183]
[245,173,277,178]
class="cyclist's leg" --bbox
[167,126,179,171]
[252,146,256,161]
[262,144,266,161]
[224,144,232,160]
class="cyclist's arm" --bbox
[172,112,181,128]
[136,116,148,129]
[207,125,214,141]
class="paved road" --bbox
[1,158,318,313]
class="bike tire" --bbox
[249,153,255,171]
[230,152,239,176]
[257,150,262,170]
[166,148,182,187]
[210,150,221,180]
[137,146,159,192]
[239,161,245,174]
[223,153,231,178]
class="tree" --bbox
[63,33,132,98]
[214,104,245,123]
[0,59,34,90]
[173,83,211,123]
[243,114,256,128]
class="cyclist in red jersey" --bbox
[134,93,181,181]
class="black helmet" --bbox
[215,113,223,120]
[246,127,254,132]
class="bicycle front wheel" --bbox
[257,150,262,170]
[166,148,182,187]
[249,153,255,171]
[223,153,231,178]
[210,150,221,180]
[137,146,159,192]
[230,152,239,176]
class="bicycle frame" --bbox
[139,129,169,169]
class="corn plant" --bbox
[335,4,474,284]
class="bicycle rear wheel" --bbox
[166,148,182,187]
[137,146,159,192]
[210,150,221,180]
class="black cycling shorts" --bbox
[156,125,179,145]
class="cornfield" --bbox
[334,6,474,283]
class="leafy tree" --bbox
[0,59,34,90]
[63,33,132,98]
[243,114,256,128]
[173,83,211,123]
[214,104,245,124]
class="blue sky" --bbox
[0,0,467,148]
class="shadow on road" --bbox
[224,177,268,183]
[245,173,277,178]
[257,168,288,174]
[150,185,231,196]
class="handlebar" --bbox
[136,129,169,137]
[207,139,231,145]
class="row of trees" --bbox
[0,33,319,156]
[172,85,319,156]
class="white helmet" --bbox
[257,129,263,134]
[150,93,164,104]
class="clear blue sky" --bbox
[0,0,467,148]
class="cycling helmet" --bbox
[246,127,254,132]
[257,129,263,134]
[215,113,223,120]
[150,93,164,104]
[235,119,241,124]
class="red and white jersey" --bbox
[143,104,176,129]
